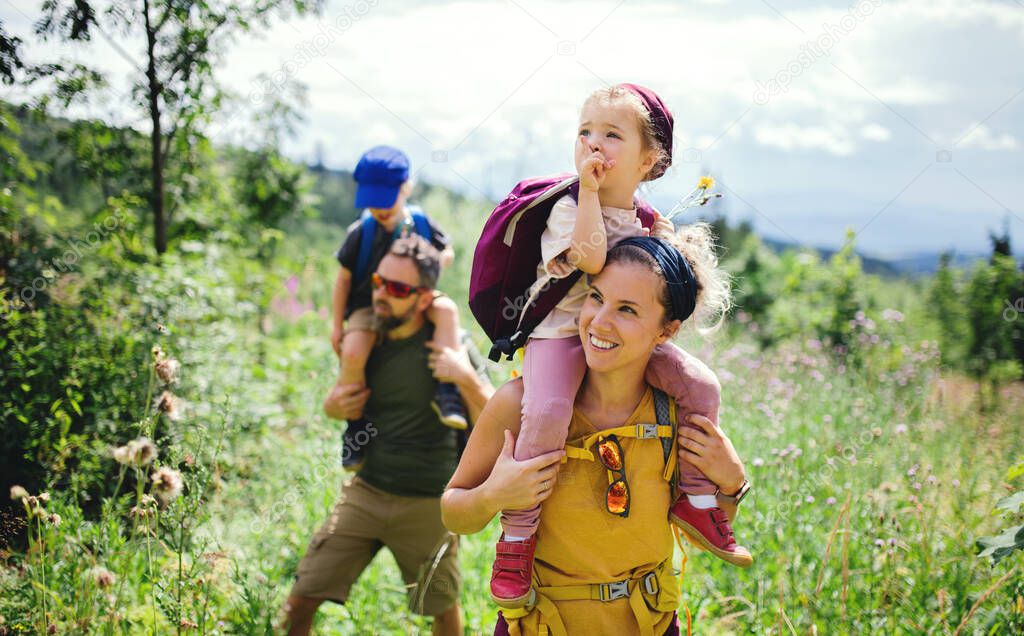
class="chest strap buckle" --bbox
[598,580,630,601]
[636,423,660,439]
[642,571,659,596]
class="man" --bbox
[331,145,465,470]
[284,236,495,636]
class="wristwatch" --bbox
[715,478,750,505]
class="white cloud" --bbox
[3,0,1023,252]
[956,123,1020,151]
[753,123,856,155]
[860,123,891,142]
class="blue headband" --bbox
[614,236,697,322]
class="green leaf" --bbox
[1007,462,1024,482]
[996,491,1024,513]
[977,524,1024,563]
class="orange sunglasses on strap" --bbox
[596,435,630,517]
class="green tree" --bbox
[33,0,321,255]
[928,251,970,369]
[964,231,1024,409]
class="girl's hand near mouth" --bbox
[578,135,615,192]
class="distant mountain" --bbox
[308,162,992,278]
[760,236,990,276]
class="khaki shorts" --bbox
[290,476,461,616]
[346,306,377,333]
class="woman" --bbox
[441,230,749,635]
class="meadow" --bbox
[4,173,1024,635]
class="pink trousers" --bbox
[500,335,722,537]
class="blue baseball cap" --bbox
[353,145,410,209]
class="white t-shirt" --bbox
[526,194,646,339]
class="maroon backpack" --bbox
[469,173,658,361]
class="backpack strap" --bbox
[652,388,673,468]
[353,206,434,284]
[490,191,661,361]
[354,211,378,284]
[655,385,679,489]
[407,205,434,242]
[561,388,677,484]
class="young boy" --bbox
[330,145,466,469]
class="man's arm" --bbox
[425,338,495,425]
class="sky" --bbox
[4,0,1024,258]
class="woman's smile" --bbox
[587,332,619,351]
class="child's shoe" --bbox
[433,383,468,430]
[489,534,537,608]
[669,495,753,568]
[341,417,372,471]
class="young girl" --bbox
[489,84,753,608]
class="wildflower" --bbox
[10,485,28,501]
[90,567,116,589]
[882,308,904,323]
[155,357,180,384]
[698,176,715,189]
[151,467,184,504]
[894,424,908,435]
[805,495,815,504]
[37,492,50,504]
[913,482,922,490]
[951,479,960,488]
[112,444,133,465]
[874,538,884,548]
[927,475,938,485]
[823,414,833,424]
[131,438,157,466]
[154,391,181,421]
[907,464,918,477]
[47,513,61,527]
[752,458,764,467]
[112,438,158,467]
[826,496,837,506]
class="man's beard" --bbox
[374,301,419,331]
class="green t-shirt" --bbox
[357,323,459,497]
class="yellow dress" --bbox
[503,387,681,636]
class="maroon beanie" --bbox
[617,83,674,179]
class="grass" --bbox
[3,223,1023,634]
[194,308,1024,634]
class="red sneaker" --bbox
[669,495,753,568]
[489,534,537,608]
